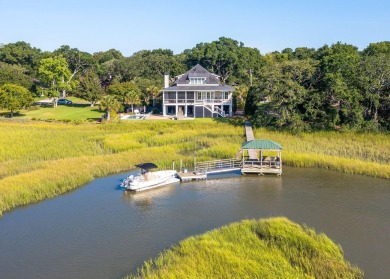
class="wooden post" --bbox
[260,150,263,167]
[279,150,282,174]
[172,160,175,171]
[180,159,182,172]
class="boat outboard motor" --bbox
[121,175,134,187]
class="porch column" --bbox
[162,91,166,116]
[185,91,188,116]
[175,91,179,116]
[176,91,178,116]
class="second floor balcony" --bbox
[163,91,232,104]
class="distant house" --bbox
[161,64,234,118]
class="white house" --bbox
[161,64,234,118]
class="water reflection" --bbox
[122,184,178,208]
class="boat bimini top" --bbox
[135,162,158,171]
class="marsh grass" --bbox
[127,217,363,279]
[254,128,390,178]
[0,120,243,216]
[0,119,388,216]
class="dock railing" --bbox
[243,157,281,169]
[195,159,242,174]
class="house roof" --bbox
[176,64,220,85]
[162,84,234,91]
[241,140,282,150]
[162,64,234,91]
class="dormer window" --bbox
[189,77,206,85]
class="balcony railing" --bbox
[164,98,230,104]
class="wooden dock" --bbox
[175,120,282,180]
[176,171,207,182]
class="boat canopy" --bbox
[135,162,158,170]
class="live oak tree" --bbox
[38,55,76,107]
[318,43,363,128]
[107,82,142,112]
[0,84,33,117]
[125,49,186,82]
[53,45,94,97]
[93,49,124,79]
[131,77,162,108]
[184,37,263,84]
[0,62,33,90]
[78,70,104,106]
[359,53,390,128]
[247,58,318,131]
[0,41,42,75]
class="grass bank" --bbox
[0,119,244,216]
[0,119,388,217]
[127,217,363,279]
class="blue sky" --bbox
[1,0,389,56]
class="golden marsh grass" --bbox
[254,128,390,178]
[127,217,363,279]
[0,119,388,216]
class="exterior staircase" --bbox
[201,100,226,118]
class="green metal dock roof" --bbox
[241,140,282,150]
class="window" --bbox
[222,92,229,99]
[190,78,206,84]
[196,91,214,101]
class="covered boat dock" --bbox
[238,140,282,175]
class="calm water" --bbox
[0,167,389,279]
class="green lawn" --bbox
[22,105,102,121]
[1,97,102,121]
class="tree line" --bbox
[0,38,389,130]
[246,42,390,131]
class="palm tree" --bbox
[146,86,161,107]
[234,85,249,111]
[126,89,141,113]
[99,95,120,121]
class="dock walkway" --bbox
[245,120,258,160]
